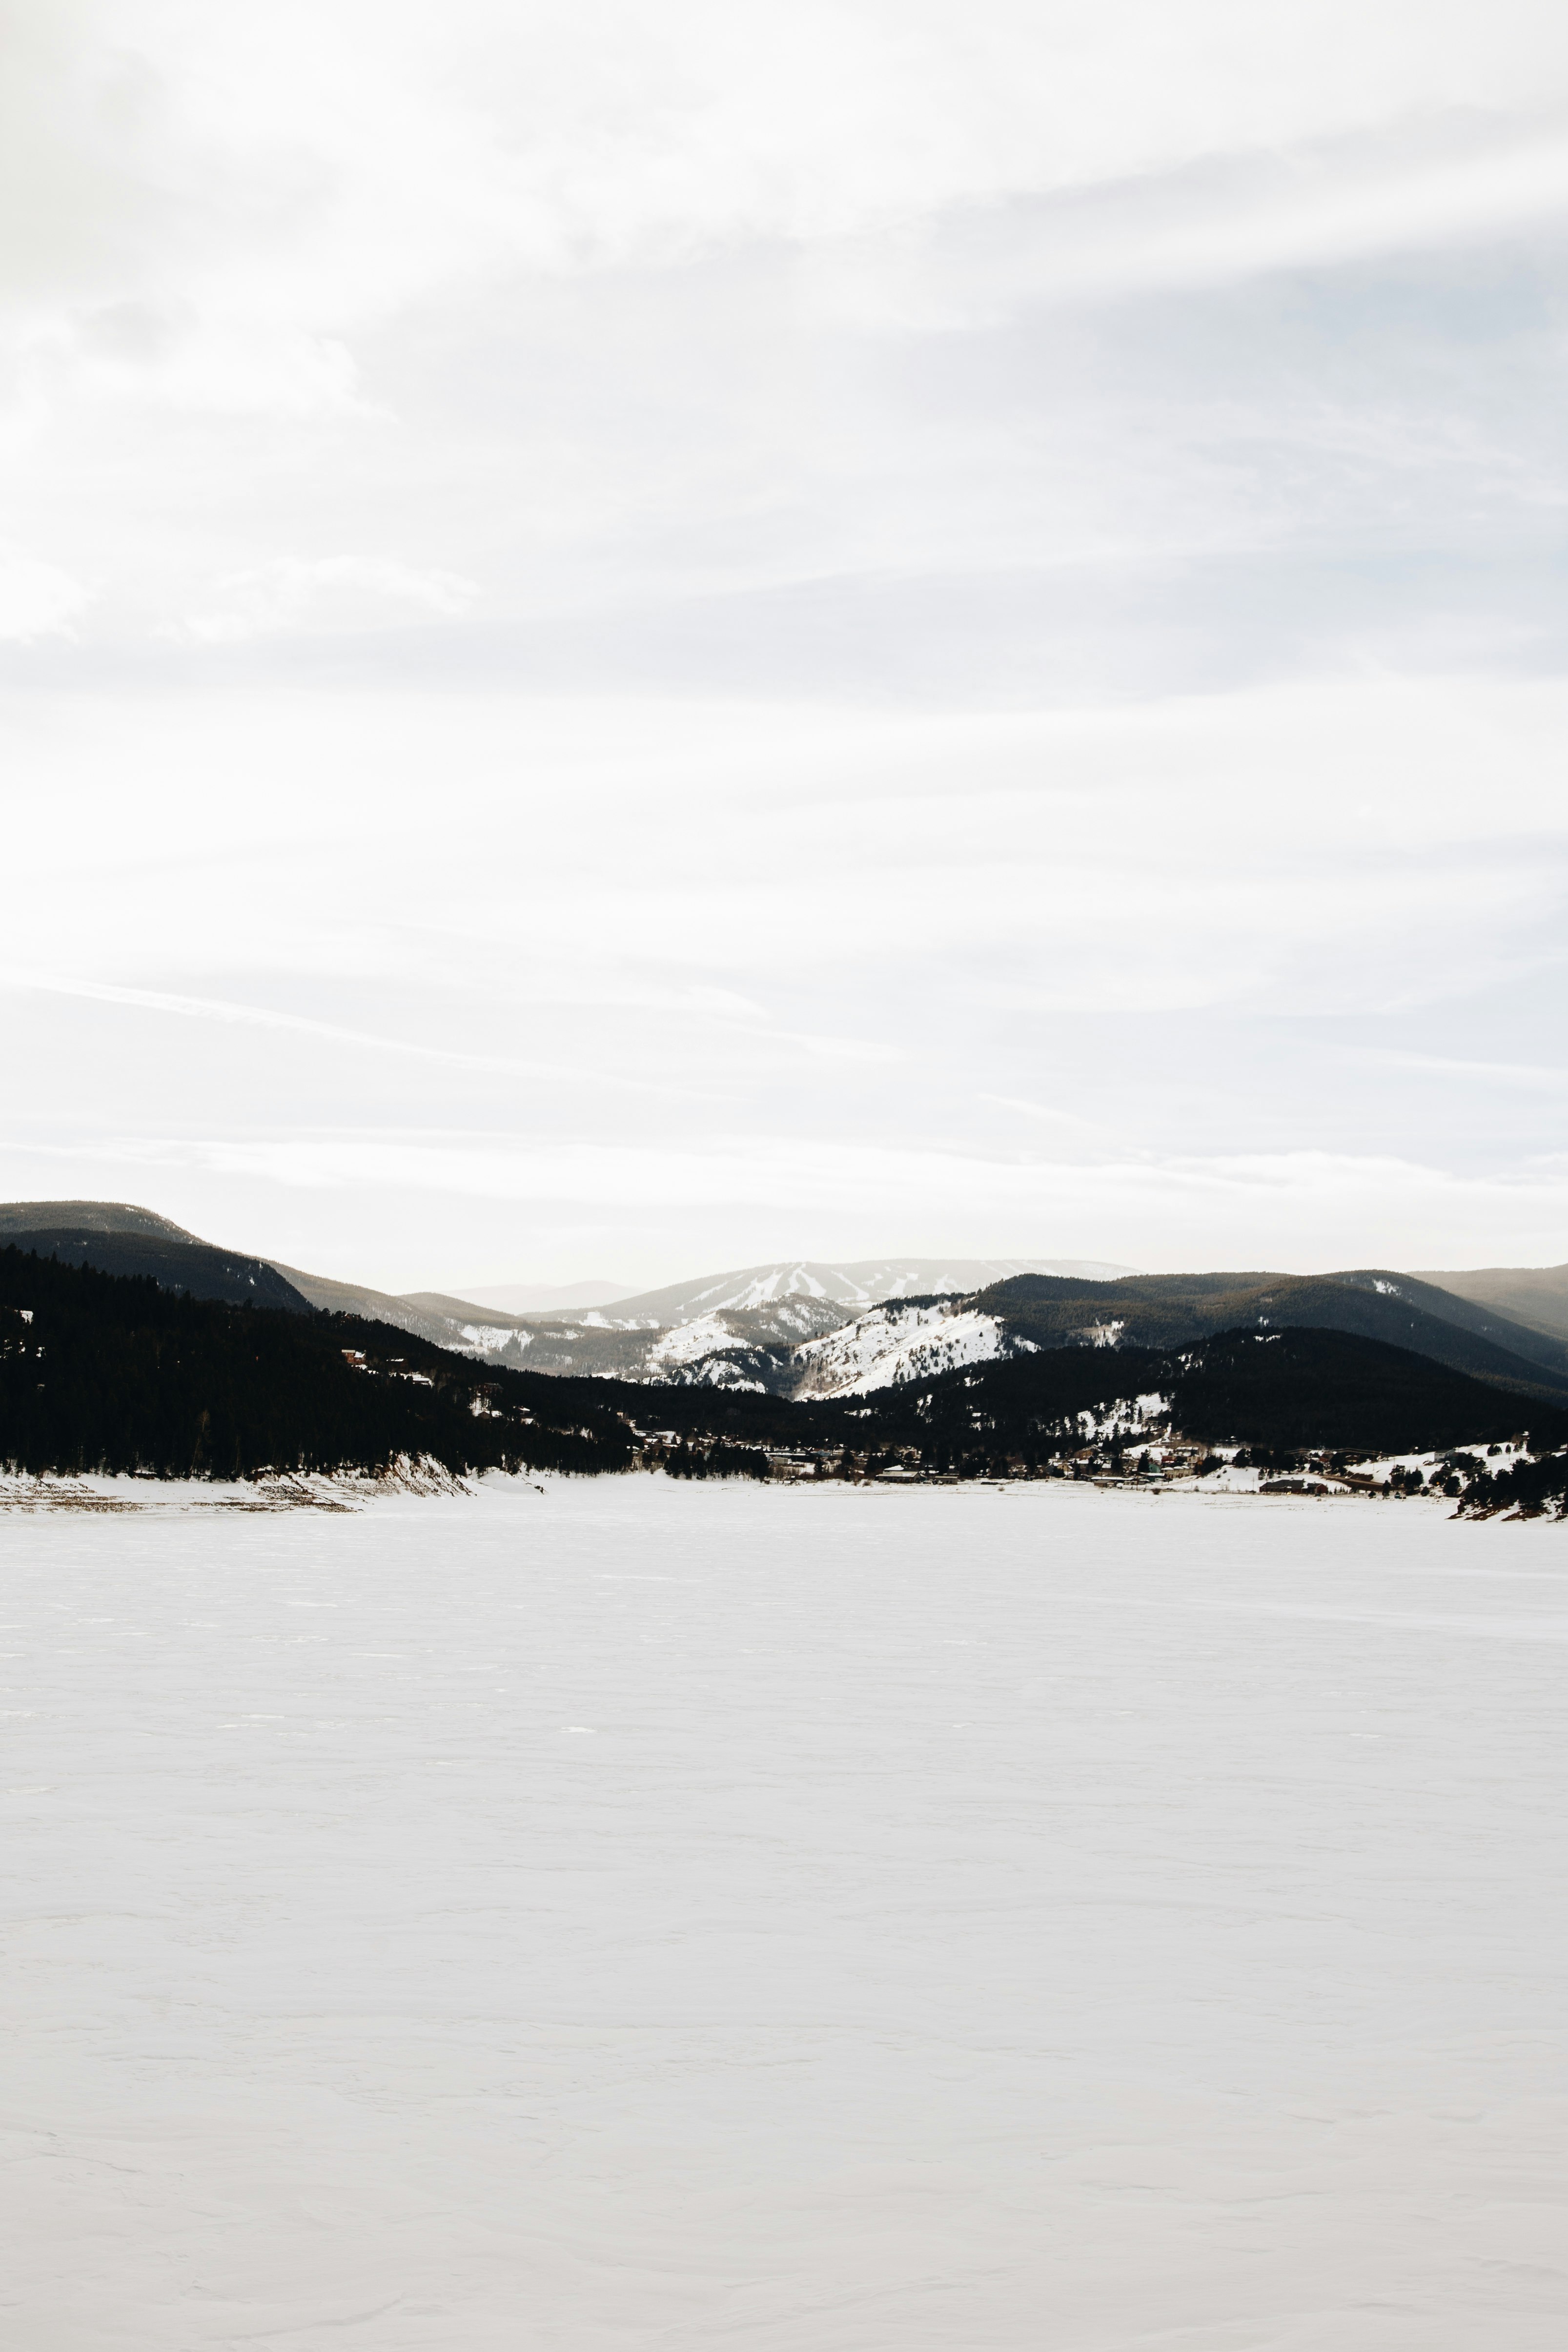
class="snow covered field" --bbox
[2,1479,1565,2350]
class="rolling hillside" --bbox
[970,1269,1568,1402]
[275,1266,491,1349]
[0,1207,312,1314]
[0,1202,507,1350]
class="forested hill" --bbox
[0,1247,639,1480]
[880,1328,1567,1463]
[975,1268,1568,1401]
[0,1200,199,1241]
[0,1225,312,1314]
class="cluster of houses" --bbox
[625,1424,1525,1494]
[630,1430,1223,1485]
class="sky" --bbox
[3,0,1568,1293]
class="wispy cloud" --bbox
[48,1128,1568,1264]
[0,546,92,640]
[171,556,479,644]
[977,1095,1109,1136]
[0,971,681,1098]
[1357,1050,1568,1093]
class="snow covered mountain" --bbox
[542,1257,1137,1329]
[426,1294,854,1386]
[789,1298,1039,1398]
[411,1263,1136,1390]
[385,1260,1127,1386]
[455,1292,1047,1401]
[634,1261,1568,1405]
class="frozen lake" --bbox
[2,1478,1565,2349]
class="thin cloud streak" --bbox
[20,1127,1567,1273]
[2,971,695,1100]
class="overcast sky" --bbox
[4,0,1568,1291]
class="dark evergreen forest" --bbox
[863,1327,1567,1468]
[0,1248,637,1479]
[0,1226,312,1311]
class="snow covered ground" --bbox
[791,1299,1031,1396]
[2,1478,1565,2349]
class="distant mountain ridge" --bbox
[969,1269,1568,1398]
[6,1248,1565,1506]
[5,1201,1567,1414]
[374,1262,1142,1386]
[532,1257,1140,1328]
[433,1265,1568,1404]
[617,1266,1568,1403]
[268,1263,476,1349]
[316,1257,1147,1382]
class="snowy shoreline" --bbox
[1,1453,1551,1517]
[0,1456,479,1513]
[4,1475,1566,2347]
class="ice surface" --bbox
[2,1479,1566,2349]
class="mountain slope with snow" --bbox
[550,1257,1137,1328]
[790,1298,1039,1398]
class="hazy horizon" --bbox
[7,1191,1551,1300]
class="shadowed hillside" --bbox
[0,1248,634,1480]
[975,1269,1568,1401]
[0,1227,313,1314]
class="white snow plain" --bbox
[2,1477,1565,2350]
